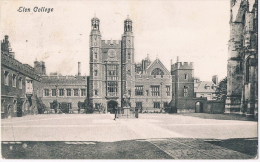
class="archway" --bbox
[195,101,203,113]
[107,100,118,113]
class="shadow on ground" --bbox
[1,137,258,159]
[177,113,257,121]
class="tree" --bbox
[215,77,227,102]
[36,96,46,114]
[83,98,93,114]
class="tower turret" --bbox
[89,16,102,108]
[121,16,135,106]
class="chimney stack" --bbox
[78,62,81,76]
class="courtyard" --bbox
[1,113,258,159]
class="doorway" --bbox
[195,101,203,113]
[107,100,118,113]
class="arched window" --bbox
[151,68,164,76]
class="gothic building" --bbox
[88,16,135,113]
[1,35,41,118]
[225,0,258,118]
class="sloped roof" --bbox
[146,58,170,75]
[195,81,216,93]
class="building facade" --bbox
[225,0,258,118]
[88,17,135,113]
[1,35,41,118]
[134,58,172,112]
[35,62,87,113]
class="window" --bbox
[151,68,164,75]
[166,86,170,96]
[44,89,49,96]
[154,102,160,108]
[135,86,144,96]
[52,89,57,96]
[66,89,71,96]
[59,89,64,96]
[74,89,79,96]
[94,70,98,76]
[94,52,97,59]
[184,86,188,97]
[18,77,22,89]
[184,74,188,80]
[128,53,131,59]
[107,64,118,81]
[128,90,131,96]
[151,85,160,96]
[4,71,9,86]
[81,89,86,96]
[107,81,117,96]
[12,74,17,87]
[95,90,98,95]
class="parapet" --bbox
[171,62,194,71]
[101,40,121,48]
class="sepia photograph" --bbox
[0,0,258,160]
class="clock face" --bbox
[108,49,116,58]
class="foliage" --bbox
[215,77,227,101]
[36,96,46,114]
[83,98,93,114]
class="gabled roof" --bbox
[195,81,216,93]
[146,58,170,75]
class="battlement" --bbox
[171,62,194,71]
[101,40,121,48]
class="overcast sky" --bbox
[1,0,230,81]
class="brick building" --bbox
[1,35,41,118]
[134,58,172,112]
[170,61,195,113]
[35,62,87,113]
[225,0,258,118]
[88,16,135,113]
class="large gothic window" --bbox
[151,68,164,75]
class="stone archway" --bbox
[195,101,203,113]
[107,100,118,113]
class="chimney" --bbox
[78,62,81,76]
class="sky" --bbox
[0,0,230,81]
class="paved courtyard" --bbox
[1,113,258,159]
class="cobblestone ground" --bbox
[1,113,258,159]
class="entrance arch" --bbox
[195,101,203,113]
[107,100,118,113]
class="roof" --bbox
[146,58,170,75]
[194,81,216,93]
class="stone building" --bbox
[134,57,172,112]
[225,0,258,118]
[35,62,87,113]
[1,35,41,118]
[88,16,135,113]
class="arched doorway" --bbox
[107,100,118,113]
[195,102,203,113]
